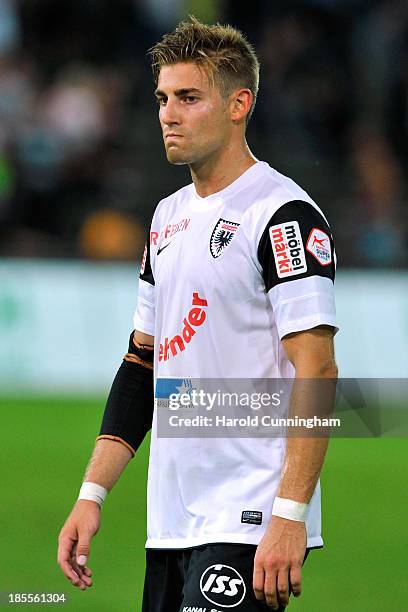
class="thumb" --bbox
[76,531,91,566]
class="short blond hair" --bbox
[148,16,260,124]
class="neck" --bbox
[189,140,258,198]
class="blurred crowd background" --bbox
[0,0,407,266]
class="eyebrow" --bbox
[154,87,203,98]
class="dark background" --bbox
[0,0,407,267]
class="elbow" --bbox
[318,360,338,379]
[294,359,338,379]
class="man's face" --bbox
[155,62,231,165]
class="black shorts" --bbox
[142,543,311,612]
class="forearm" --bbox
[277,361,338,503]
[83,438,132,491]
[278,437,329,503]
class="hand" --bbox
[253,516,306,609]
[57,500,101,590]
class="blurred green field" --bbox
[0,396,407,611]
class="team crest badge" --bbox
[210,218,240,258]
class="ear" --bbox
[229,88,253,123]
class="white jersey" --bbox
[134,161,337,549]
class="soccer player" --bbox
[58,18,338,611]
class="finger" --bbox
[70,541,92,589]
[62,566,81,587]
[70,555,87,577]
[264,567,279,609]
[75,576,89,591]
[276,568,290,607]
[57,538,81,584]
[70,556,93,587]
[58,547,86,590]
[289,565,302,597]
[65,569,88,591]
[252,564,266,601]
[76,530,91,568]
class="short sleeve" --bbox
[257,200,338,339]
[133,228,155,336]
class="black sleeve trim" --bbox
[257,200,336,292]
[140,226,155,286]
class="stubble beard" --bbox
[165,141,205,166]
[165,137,222,167]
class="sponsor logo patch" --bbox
[241,510,262,525]
[210,218,240,258]
[200,564,246,608]
[306,228,332,266]
[155,378,198,412]
[269,221,307,278]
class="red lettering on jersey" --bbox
[192,292,208,307]
[182,318,196,343]
[163,337,169,361]
[153,218,191,247]
[271,227,283,241]
[169,335,185,357]
[159,292,208,361]
[275,249,292,274]
[189,307,206,326]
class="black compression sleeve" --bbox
[97,333,154,457]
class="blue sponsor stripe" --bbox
[155,378,192,398]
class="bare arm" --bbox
[253,325,337,609]
[278,325,338,502]
[57,330,154,591]
[83,437,134,491]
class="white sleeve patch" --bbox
[268,275,338,339]
[306,228,332,266]
[269,221,307,278]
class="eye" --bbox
[184,96,198,104]
[156,97,167,106]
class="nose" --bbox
[160,97,181,127]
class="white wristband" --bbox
[78,482,108,507]
[272,497,309,522]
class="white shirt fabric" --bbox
[134,160,337,549]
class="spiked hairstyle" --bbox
[148,17,260,124]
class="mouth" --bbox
[165,134,183,139]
